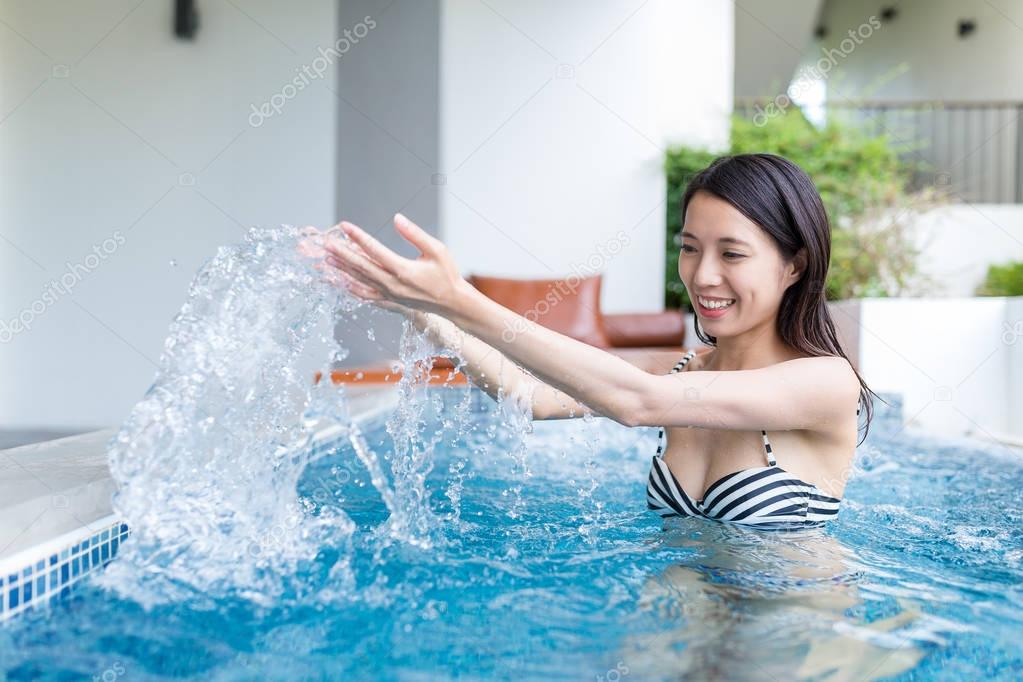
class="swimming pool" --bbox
[1,384,1021,680]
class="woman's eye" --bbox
[681,245,743,259]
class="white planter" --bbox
[829,297,1023,445]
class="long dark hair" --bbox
[681,153,883,446]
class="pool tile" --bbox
[0,518,129,621]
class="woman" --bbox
[314,153,881,531]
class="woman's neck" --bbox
[702,327,802,371]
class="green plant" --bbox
[976,261,1023,296]
[664,107,939,309]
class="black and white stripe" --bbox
[654,349,696,456]
[646,349,852,530]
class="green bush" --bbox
[976,261,1023,296]
[664,107,937,309]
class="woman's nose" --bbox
[691,256,723,288]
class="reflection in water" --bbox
[625,520,929,681]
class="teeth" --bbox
[698,296,736,310]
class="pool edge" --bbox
[0,384,400,623]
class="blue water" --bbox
[2,387,1022,680]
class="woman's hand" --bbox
[297,224,345,287]
[321,213,469,317]
[297,224,414,318]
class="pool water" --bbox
[1,387,1022,680]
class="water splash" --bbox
[96,224,543,607]
[375,320,447,551]
[493,363,536,521]
[99,226,361,606]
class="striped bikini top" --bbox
[646,349,855,530]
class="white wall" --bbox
[832,298,1022,444]
[438,0,733,314]
[912,204,1023,296]
[1,0,736,430]
[0,1,339,429]
[817,0,1023,101]
[1009,298,1023,437]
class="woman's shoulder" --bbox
[685,347,850,373]
[692,348,858,414]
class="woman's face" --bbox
[678,190,804,334]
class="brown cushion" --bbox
[467,273,611,348]
[603,311,685,348]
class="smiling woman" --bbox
[640,154,882,529]
[312,152,883,532]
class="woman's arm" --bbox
[324,215,858,432]
[303,225,594,421]
[324,217,651,425]
[442,288,858,432]
[440,283,662,426]
[409,310,597,421]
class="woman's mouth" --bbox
[696,295,736,319]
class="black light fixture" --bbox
[880,6,898,22]
[957,18,976,38]
[174,0,199,40]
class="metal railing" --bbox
[734,99,1023,204]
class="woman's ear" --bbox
[789,247,808,284]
